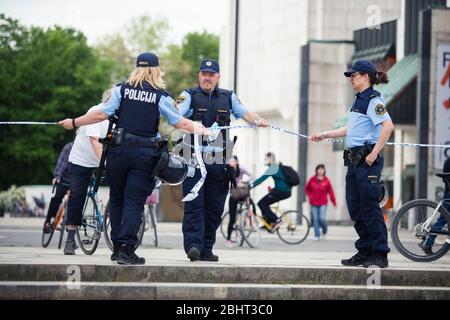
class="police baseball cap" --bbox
[199,59,220,73]
[136,52,159,67]
[344,60,377,77]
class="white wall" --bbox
[221,0,402,220]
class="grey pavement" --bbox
[1,217,449,269]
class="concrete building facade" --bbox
[220,0,450,223]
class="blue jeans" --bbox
[424,192,450,247]
[66,163,95,226]
[311,205,328,238]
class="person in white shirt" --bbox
[63,88,111,255]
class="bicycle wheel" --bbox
[220,211,244,246]
[41,222,55,248]
[57,204,67,250]
[103,200,145,252]
[76,194,101,255]
[391,199,450,262]
[148,209,158,247]
[277,210,310,245]
[240,209,261,248]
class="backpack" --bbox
[279,163,300,187]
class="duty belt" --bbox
[344,144,376,166]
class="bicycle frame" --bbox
[80,176,104,234]
[421,198,450,234]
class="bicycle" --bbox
[76,115,142,255]
[41,189,69,249]
[220,199,249,247]
[103,200,146,251]
[391,172,450,262]
[143,185,159,247]
[221,186,311,248]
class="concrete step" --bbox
[1,281,450,300]
[1,263,450,287]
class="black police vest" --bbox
[116,82,166,137]
[351,88,381,115]
[186,86,232,149]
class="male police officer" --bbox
[311,60,394,268]
[175,59,268,262]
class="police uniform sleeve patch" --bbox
[375,103,387,116]
[174,95,186,107]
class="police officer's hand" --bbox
[365,152,377,166]
[58,118,74,130]
[193,122,211,136]
[52,177,60,185]
[310,132,326,142]
[254,117,269,128]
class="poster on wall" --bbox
[434,43,450,170]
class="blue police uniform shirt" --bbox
[176,89,248,120]
[101,85,182,126]
[345,87,391,148]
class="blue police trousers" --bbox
[345,156,390,256]
[182,164,229,255]
[106,139,157,248]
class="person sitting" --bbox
[250,152,292,232]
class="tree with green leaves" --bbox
[0,14,111,190]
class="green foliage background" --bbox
[0,13,219,190]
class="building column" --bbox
[393,129,403,210]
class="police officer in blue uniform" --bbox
[175,59,268,262]
[312,60,394,268]
[59,52,209,265]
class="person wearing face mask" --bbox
[249,152,292,232]
[175,59,268,262]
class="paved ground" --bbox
[1,217,449,269]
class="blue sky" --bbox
[1,0,228,44]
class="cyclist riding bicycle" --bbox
[43,142,73,234]
[226,155,255,247]
[421,157,450,254]
[249,152,292,232]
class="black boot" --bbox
[200,252,219,262]
[187,247,200,262]
[341,252,369,267]
[117,245,145,265]
[363,252,389,268]
[111,243,120,261]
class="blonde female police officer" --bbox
[311,60,394,268]
[59,52,209,265]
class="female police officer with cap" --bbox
[59,52,209,265]
[311,60,394,268]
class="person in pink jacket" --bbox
[305,164,336,241]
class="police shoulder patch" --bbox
[174,95,187,107]
[375,103,387,116]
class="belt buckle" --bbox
[204,151,213,163]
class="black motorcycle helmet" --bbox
[157,153,188,186]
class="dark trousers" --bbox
[45,183,69,223]
[258,190,291,223]
[106,140,157,248]
[227,197,256,240]
[182,164,229,255]
[346,156,390,256]
[66,163,94,226]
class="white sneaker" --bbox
[226,240,234,248]
[322,234,327,240]
[313,237,320,242]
